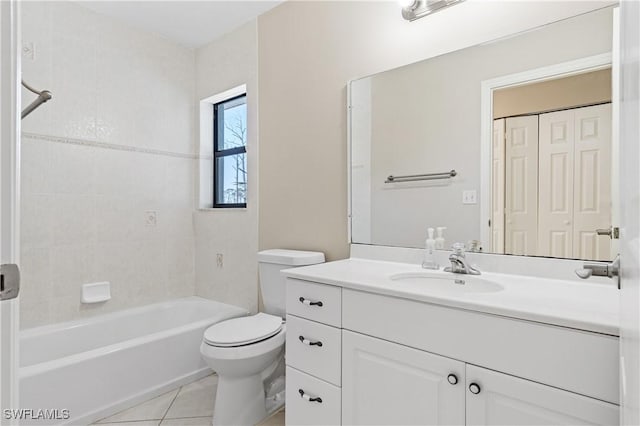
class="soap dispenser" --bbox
[435,227,447,250]
[422,228,439,270]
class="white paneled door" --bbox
[499,103,612,260]
[538,109,575,258]
[342,330,465,425]
[573,104,612,261]
[538,104,612,260]
[504,115,539,256]
[0,0,20,422]
[491,119,505,253]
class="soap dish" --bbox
[81,282,111,304]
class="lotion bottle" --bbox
[422,228,439,270]
[435,227,447,250]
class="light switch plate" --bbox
[462,190,477,205]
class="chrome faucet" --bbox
[445,243,481,275]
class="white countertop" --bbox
[282,258,620,336]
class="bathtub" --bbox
[19,296,248,425]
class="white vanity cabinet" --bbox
[284,277,620,426]
[342,330,465,425]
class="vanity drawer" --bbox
[286,366,341,426]
[286,278,341,327]
[286,314,341,386]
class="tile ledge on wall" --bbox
[196,208,249,212]
[22,132,205,160]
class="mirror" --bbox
[349,6,616,261]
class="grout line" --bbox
[95,421,162,425]
[159,386,183,424]
[161,415,213,420]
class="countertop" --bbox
[282,258,620,336]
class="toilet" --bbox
[200,249,325,425]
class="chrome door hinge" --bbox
[0,264,20,300]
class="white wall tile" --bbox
[21,194,54,249]
[20,0,197,328]
[51,194,97,246]
[19,247,52,304]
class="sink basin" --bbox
[388,271,503,294]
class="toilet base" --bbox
[213,373,267,426]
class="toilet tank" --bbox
[258,249,325,318]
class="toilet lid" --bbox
[204,313,283,347]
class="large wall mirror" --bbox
[349,6,617,261]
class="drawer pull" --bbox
[299,389,323,403]
[447,374,458,385]
[299,335,323,347]
[299,296,323,307]
[469,383,481,394]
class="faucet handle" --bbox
[451,242,466,256]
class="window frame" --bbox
[212,93,247,209]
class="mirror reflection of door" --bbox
[491,68,615,261]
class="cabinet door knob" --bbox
[299,389,323,403]
[299,335,323,347]
[447,374,458,385]
[299,296,323,307]
[469,383,481,394]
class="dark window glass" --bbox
[214,94,247,208]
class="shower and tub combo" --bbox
[18,249,324,426]
[19,297,247,425]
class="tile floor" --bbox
[92,374,285,426]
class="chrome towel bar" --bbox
[21,80,52,119]
[385,169,457,183]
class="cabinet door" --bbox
[342,330,465,425]
[465,365,619,426]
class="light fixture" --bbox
[397,0,418,9]
[400,0,465,22]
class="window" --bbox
[213,94,247,208]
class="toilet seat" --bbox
[204,313,283,347]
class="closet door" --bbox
[491,119,505,253]
[538,110,575,258]
[573,104,612,261]
[505,116,539,256]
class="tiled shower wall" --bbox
[20,1,196,328]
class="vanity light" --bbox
[398,0,418,9]
[400,0,465,21]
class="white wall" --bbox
[193,21,259,313]
[257,0,616,260]
[20,1,196,328]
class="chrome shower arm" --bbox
[21,79,52,119]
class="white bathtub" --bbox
[19,297,248,425]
